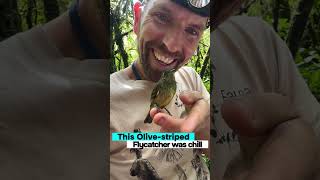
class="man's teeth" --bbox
[154,50,175,65]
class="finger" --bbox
[246,119,319,180]
[221,93,320,180]
[225,127,319,180]
[221,93,299,137]
[153,113,183,132]
[149,107,160,119]
[221,93,297,165]
[179,91,203,106]
[181,99,209,132]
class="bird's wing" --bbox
[151,84,160,101]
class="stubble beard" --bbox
[139,41,162,82]
[139,41,183,82]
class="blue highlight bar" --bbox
[112,132,195,141]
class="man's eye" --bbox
[185,27,199,37]
[155,13,169,23]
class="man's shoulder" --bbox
[110,69,126,82]
[176,66,196,75]
[213,15,281,63]
[220,15,270,32]
[215,15,274,43]
[0,30,26,58]
[0,26,60,61]
[110,69,132,89]
[175,66,198,81]
[175,66,208,92]
[229,16,267,26]
[1,26,38,48]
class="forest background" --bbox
[0,0,319,99]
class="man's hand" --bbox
[221,93,320,180]
[149,90,210,156]
[149,91,209,133]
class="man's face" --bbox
[135,0,208,81]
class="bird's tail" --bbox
[144,114,152,123]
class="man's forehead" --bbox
[146,0,207,28]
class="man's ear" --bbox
[133,1,142,35]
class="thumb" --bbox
[179,91,204,106]
[221,93,298,161]
[221,93,319,180]
[221,93,298,137]
[153,113,183,132]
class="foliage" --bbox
[16,0,71,32]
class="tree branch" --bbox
[287,0,315,58]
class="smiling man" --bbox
[132,0,208,82]
[110,0,211,179]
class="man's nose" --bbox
[162,29,184,53]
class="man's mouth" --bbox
[153,49,177,66]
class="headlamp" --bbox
[171,0,210,17]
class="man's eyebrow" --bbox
[149,4,207,30]
[190,24,206,31]
[150,4,172,14]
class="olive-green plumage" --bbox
[144,70,177,123]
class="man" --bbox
[110,0,211,179]
[0,0,108,179]
[212,0,320,179]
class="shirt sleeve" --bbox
[265,20,320,136]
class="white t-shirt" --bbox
[211,16,320,179]
[0,26,107,179]
[110,66,210,180]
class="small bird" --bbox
[144,69,177,123]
